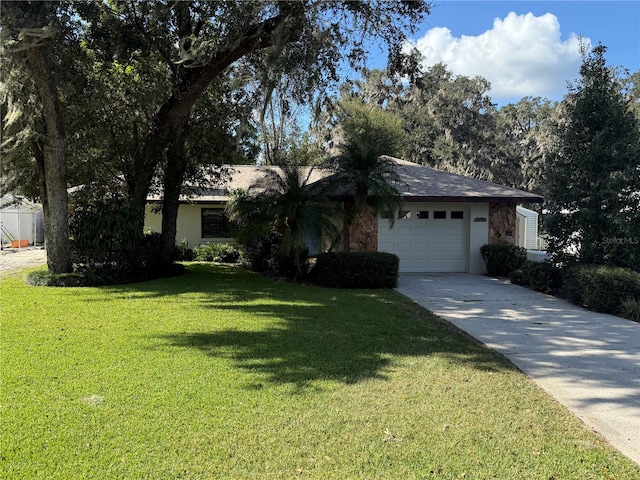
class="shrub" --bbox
[621,298,640,323]
[194,243,242,263]
[510,261,564,294]
[139,232,165,269]
[563,264,640,315]
[313,252,399,289]
[175,238,194,261]
[267,247,309,280]
[480,243,527,277]
[562,264,589,305]
[240,232,282,273]
[70,200,149,270]
[176,247,195,262]
[584,266,640,315]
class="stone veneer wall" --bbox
[347,205,378,252]
[489,203,516,244]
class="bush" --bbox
[194,243,242,263]
[176,247,195,262]
[312,252,399,289]
[480,243,527,277]
[236,233,306,279]
[562,264,588,305]
[621,298,640,323]
[175,238,194,261]
[511,260,563,294]
[241,233,282,274]
[267,247,309,280]
[70,200,151,270]
[563,264,640,315]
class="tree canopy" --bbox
[544,44,640,269]
[334,62,557,195]
[1,0,431,272]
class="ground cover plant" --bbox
[2,264,639,479]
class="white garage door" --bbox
[378,205,468,273]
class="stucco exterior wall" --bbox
[144,203,232,248]
[489,203,516,245]
[469,203,490,274]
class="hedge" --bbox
[510,260,563,294]
[480,243,527,277]
[563,264,640,316]
[313,252,399,289]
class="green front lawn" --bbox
[2,264,638,479]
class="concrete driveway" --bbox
[397,273,640,466]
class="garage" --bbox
[378,204,469,273]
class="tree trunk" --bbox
[159,134,189,266]
[342,200,352,251]
[126,9,305,243]
[25,44,72,274]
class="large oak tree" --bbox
[3,1,431,270]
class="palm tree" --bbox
[324,98,405,250]
[227,156,339,279]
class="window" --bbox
[434,211,446,219]
[201,208,232,238]
[417,211,429,219]
[398,210,412,220]
[451,211,464,219]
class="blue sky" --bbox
[368,1,640,105]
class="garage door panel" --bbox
[396,242,413,252]
[379,242,395,252]
[431,226,451,236]
[444,239,464,248]
[414,259,434,269]
[414,242,432,252]
[414,226,432,236]
[449,261,466,270]
[431,241,451,252]
[429,258,449,269]
[378,205,468,273]
[398,258,413,270]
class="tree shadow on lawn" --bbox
[154,265,515,390]
[91,262,300,303]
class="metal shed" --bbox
[0,195,44,248]
[516,206,540,251]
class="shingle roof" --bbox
[147,165,329,203]
[391,158,543,203]
[148,158,543,204]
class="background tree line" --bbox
[317,48,639,270]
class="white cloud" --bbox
[410,12,587,101]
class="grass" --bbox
[1,263,639,479]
